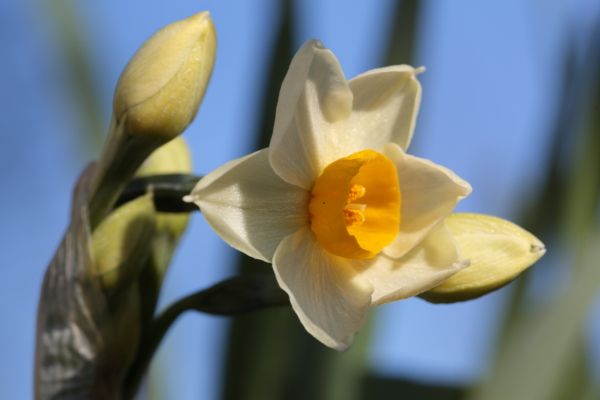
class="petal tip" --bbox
[530,241,546,257]
[311,39,325,49]
[332,339,353,352]
[461,181,473,197]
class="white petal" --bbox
[272,227,373,350]
[345,65,422,152]
[383,143,471,259]
[358,223,469,305]
[269,40,354,189]
[185,149,309,262]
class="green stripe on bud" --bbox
[421,213,546,303]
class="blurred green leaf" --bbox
[477,21,600,400]
[124,274,290,400]
[362,373,466,400]
[47,0,104,150]
[553,338,597,400]
[470,233,600,400]
[562,27,600,245]
[385,0,420,66]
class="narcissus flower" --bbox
[185,40,542,350]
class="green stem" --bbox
[121,275,288,399]
[88,119,162,230]
[116,173,201,213]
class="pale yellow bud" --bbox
[91,194,156,291]
[136,137,193,176]
[114,11,216,141]
[421,213,546,303]
[89,13,214,228]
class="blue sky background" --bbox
[1,0,599,399]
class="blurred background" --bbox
[1,0,600,399]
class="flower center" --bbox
[309,149,401,259]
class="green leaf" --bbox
[469,234,600,400]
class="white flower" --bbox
[185,40,472,350]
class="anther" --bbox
[344,208,366,226]
[348,184,366,201]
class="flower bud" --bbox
[421,213,545,303]
[89,13,214,229]
[136,137,193,176]
[91,194,156,292]
[114,11,216,141]
[89,194,157,385]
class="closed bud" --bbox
[89,194,157,386]
[114,11,216,141]
[89,13,214,228]
[91,194,156,292]
[136,136,193,176]
[421,213,545,303]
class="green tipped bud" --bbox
[91,194,156,292]
[421,213,546,303]
[114,12,216,141]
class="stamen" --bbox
[346,187,367,226]
[344,208,366,226]
[348,184,366,201]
